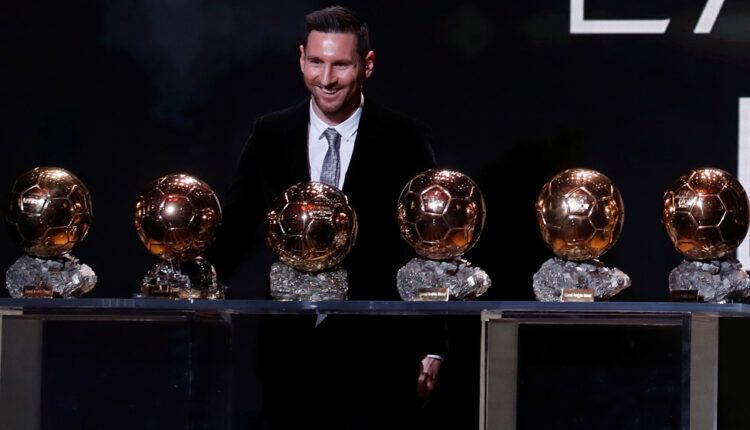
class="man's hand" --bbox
[417,356,442,399]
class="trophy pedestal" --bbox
[669,256,750,303]
[141,259,224,300]
[5,254,96,298]
[396,257,491,301]
[269,262,348,301]
[532,257,630,302]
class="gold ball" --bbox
[134,174,222,260]
[267,181,358,272]
[536,168,624,261]
[662,168,749,260]
[7,167,92,258]
[397,169,486,260]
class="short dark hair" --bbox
[304,6,370,59]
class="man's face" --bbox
[300,30,374,125]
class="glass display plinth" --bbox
[2,298,750,315]
[2,300,750,429]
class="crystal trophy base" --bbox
[6,254,97,298]
[141,258,225,300]
[533,257,630,302]
[668,256,750,303]
[269,262,348,301]
[396,257,491,301]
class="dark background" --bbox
[2,0,750,300]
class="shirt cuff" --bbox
[425,354,443,361]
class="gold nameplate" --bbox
[416,287,449,301]
[142,285,180,299]
[22,285,54,298]
[670,290,701,302]
[561,288,595,302]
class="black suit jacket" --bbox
[210,97,437,300]
[210,98,443,428]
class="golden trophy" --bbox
[534,168,629,301]
[5,167,96,298]
[396,169,490,301]
[663,168,750,302]
[266,181,357,300]
[135,173,224,299]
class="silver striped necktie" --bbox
[320,127,341,187]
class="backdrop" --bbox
[3,0,750,300]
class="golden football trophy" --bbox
[396,169,490,301]
[266,181,357,300]
[663,168,750,302]
[5,167,97,298]
[533,168,630,301]
[135,173,224,299]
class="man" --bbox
[210,6,442,428]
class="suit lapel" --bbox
[343,99,379,197]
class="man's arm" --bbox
[403,119,448,399]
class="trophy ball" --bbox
[536,168,624,261]
[397,169,486,260]
[135,174,222,260]
[7,167,92,258]
[663,168,749,260]
[267,181,357,272]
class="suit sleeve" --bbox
[404,121,449,359]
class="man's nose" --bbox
[321,65,335,86]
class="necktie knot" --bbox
[323,128,341,150]
[320,127,342,187]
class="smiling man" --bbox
[209,6,442,429]
[301,29,373,125]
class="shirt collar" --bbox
[309,94,364,141]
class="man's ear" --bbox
[299,44,305,73]
[364,50,375,78]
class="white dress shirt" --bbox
[307,96,363,190]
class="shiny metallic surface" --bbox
[267,181,357,272]
[535,168,624,261]
[141,257,224,299]
[396,257,491,301]
[662,168,749,260]
[134,174,222,260]
[269,262,348,300]
[532,257,630,301]
[397,169,486,260]
[6,167,92,258]
[669,257,750,303]
[6,254,97,298]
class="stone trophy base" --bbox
[269,262,348,301]
[5,254,96,298]
[533,257,630,302]
[669,256,750,303]
[141,258,224,300]
[396,257,491,301]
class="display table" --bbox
[1,300,749,429]
[481,309,724,430]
